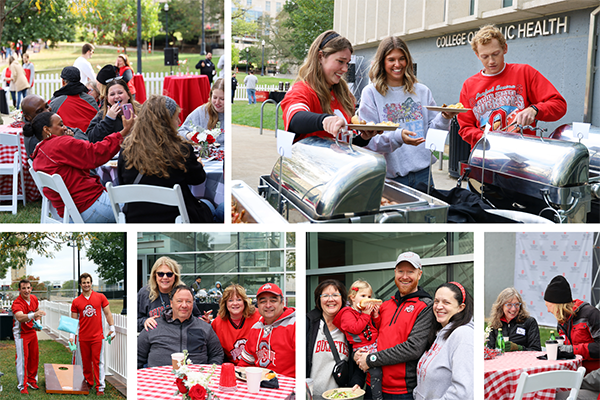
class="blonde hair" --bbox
[121,95,191,179]
[148,256,183,302]
[552,302,575,324]
[489,287,531,329]
[471,24,507,53]
[369,36,418,95]
[348,280,373,304]
[217,284,255,320]
[296,30,355,117]
[205,78,224,130]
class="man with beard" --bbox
[355,252,433,399]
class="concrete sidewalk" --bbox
[232,124,459,190]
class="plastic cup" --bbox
[171,353,185,370]
[546,340,559,361]
[557,336,565,346]
[246,367,263,394]
[219,363,237,392]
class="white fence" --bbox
[234,84,280,101]
[32,71,204,101]
[40,300,127,385]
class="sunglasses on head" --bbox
[106,76,125,84]
[156,271,174,278]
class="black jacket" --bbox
[196,58,215,84]
[487,316,542,351]
[87,111,124,143]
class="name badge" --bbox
[516,327,526,336]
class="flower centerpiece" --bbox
[173,350,219,400]
[186,127,222,159]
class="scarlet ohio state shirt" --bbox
[71,291,109,341]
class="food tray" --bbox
[425,106,470,113]
[323,387,366,399]
[347,124,398,131]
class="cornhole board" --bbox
[44,364,90,394]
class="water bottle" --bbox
[549,330,556,341]
[497,328,505,352]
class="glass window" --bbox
[247,0,252,6]
[239,232,283,249]
[503,0,513,6]
[276,2,281,12]
[469,0,475,15]
[266,1,270,12]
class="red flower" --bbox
[188,384,207,400]
[190,132,200,143]
[206,135,215,144]
[175,378,188,394]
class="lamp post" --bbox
[164,3,169,49]
[136,0,142,72]
[200,0,206,55]
[261,40,265,76]
[245,47,249,74]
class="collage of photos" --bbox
[0,0,599,400]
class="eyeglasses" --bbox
[504,302,521,309]
[156,272,174,278]
[320,293,341,299]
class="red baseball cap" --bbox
[256,283,283,297]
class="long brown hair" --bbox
[205,78,224,130]
[369,36,418,96]
[121,95,190,178]
[296,30,355,117]
[101,79,140,117]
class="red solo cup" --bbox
[219,363,237,392]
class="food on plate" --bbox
[380,198,398,207]
[442,102,465,109]
[324,389,354,399]
[265,371,277,380]
[358,298,382,310]
[350,115,366,125]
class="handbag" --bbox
[321,317,349,387]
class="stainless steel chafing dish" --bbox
[255,136,449,223]
[462,131,599,223]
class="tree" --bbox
[281,0,334,61]
[85,232,124,285]
[62,280,77,290]
[11,275,48,293]
[0,233,90,280]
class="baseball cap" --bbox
[60,66,81,82]
[395,251,422,269]
[256,283,283,297]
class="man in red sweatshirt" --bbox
[458,24,567,147]
[238,283,296,377]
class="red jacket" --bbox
[211,311,261,365]
[238,307,296,377]
[118,65,136,95]
[333,306,379,348]
[32,132,122,217]
[12,294,39,337]
[558,299,600,374]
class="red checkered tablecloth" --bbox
[0,125,41,202]
[484,351,582,400]
[137,364,295,400]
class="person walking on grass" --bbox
[244,70,258,105]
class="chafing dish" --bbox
[463,131,595,223]
[231,180,289,224]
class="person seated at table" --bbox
[115,54,136,100]
[138,256,202,333]
[486,287,541,352]
[87,78,140,143]
[211,284,261,365]
[25,111,133,223]
[178,78,224,146]
[49,66,98,132]
[238,283,296,377]
[413,282,474,400]
[544,275,600,375]
[137,285,224,368]
[117,95,214,223]
[21,94,89,158]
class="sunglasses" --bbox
[156,272,174,278]
[106,76,125,84]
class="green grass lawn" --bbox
[234,72,294,86]
[0,339,124,398]
[232,101,285,131]
[0,200,42,223]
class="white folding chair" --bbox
[0,132,26,214]
[513,366,586,400]
[27,159,64,223]
[105,182,190,223]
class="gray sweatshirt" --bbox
[413,319,474,400]
[177,104,225,146]
[358,82,451,178]
[137,308,224,368]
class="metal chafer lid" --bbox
[468,131,589,187]
[551,124,600,172]
[270,136,387,218]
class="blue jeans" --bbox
[77,191,116,223]
[365,386,414,400]
[247,88,256,104]
[392,167,434,190]
[16,88,27,109]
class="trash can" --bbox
[448,118,471,178]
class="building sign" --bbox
[436,16,568,48]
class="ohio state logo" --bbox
[256,341,275,368]
[230,339,247,361]
[83,305,97,318]
[406,305,415,313]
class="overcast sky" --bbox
[0,244,100,286]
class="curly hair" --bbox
[205,78,224,130]
[489,287,531,329]
[148,256,183,302]
[120,95,191,179]
[471,24,506,53]
[296,30,355,118]
[369,36,418,96]
[217,284,255,320]
[101,79,140,117]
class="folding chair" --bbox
[27,160,84,223]
[513,366,586,400]
[0,133,26,214]
[105,182,190,223]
